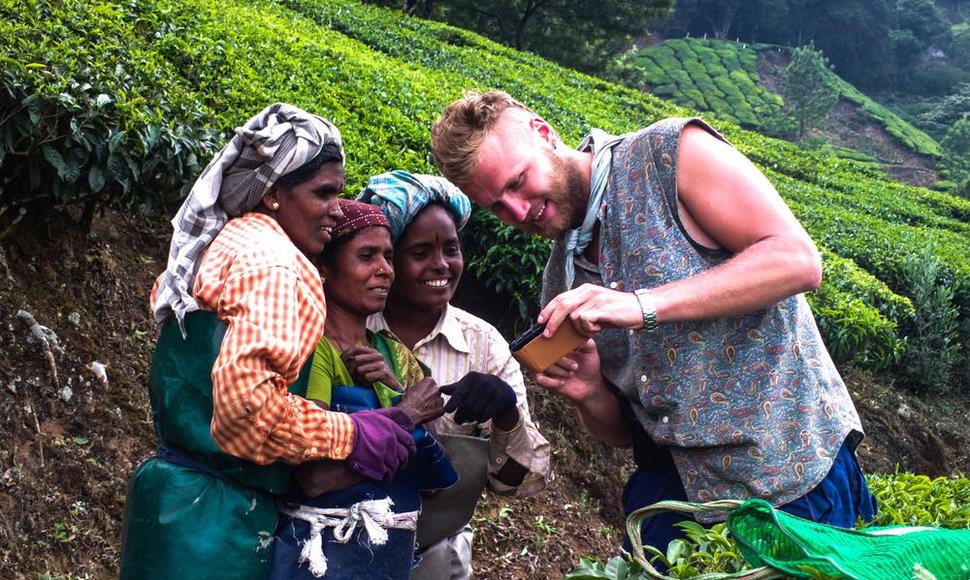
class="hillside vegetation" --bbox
[2,0,970,576]
[629,38,942,158]
[5,0,970,392]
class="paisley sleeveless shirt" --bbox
[542,118,863,512]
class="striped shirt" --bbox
[369,305,550,496]
[153,212,355,466]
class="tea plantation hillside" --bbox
[5,0,969,392]
[629,38,941,160]
[3,0,970,577]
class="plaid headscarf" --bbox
[356,170,471,243]
[153,102,343,329]
[332,198,390,239]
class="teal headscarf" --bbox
[357,170,471,243]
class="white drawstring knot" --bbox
[281,497,418,578]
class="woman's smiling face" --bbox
[321,226,395,318]
[267,161,345,257]
[390,204,463,312]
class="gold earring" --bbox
[271,201,280,210]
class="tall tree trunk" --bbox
[706,7,736,40]
[515,0,552,51]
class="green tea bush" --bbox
[808,248,912,370]
[868,471,970,528]
[897,244,964,393]
[461,211,551,321]
[836,82,941,157]
[0,0,220,226]
[628,38,940,158]
[631,39,782,129]
[641,521,747,578]
[4,0,970,388]
[566,522,750,579]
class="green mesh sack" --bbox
[727,498,970,579]
[623,499,970,580]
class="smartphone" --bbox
[510,320,587,373]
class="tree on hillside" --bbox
[520,0,676,72]
[661,0,901,91]
[660,0,790,43]
[781,43,839,139]
[948,23,970,65]
[897,0,951,43]
[406,0,435,17]
[919,82,970,137]
[369,0,675,74]
[892,0,954,88]
[941,113,970,196]
[664,0,743,39]
[798,0,896,90]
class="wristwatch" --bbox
[634,288,658,332]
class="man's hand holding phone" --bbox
[537,283,644,337]
[533,338,602,401]
[509,319,587,374]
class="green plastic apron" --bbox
[119,311,311,580]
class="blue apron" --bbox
[270,386,457,580]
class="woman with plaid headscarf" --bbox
[119,105,417,580]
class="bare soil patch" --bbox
[756,50,939,188]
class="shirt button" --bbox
[495,457,504,464]
[640,375,647,383]
[609,282,618,289]
[662,416,669,424]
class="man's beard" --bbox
[545,149,589,237]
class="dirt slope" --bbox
[0,207,967,579]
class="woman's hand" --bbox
[439,372,517,425]
[294,459,363,497]
[396,377,445,426]
[342,345,403,390]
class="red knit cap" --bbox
[333,198,390,239]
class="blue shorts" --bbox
[622,439,877,554]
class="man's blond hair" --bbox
[430,90,535,186]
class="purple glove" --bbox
[346,408,416,481]
[440,372,517,425]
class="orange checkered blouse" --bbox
[153,212,355,465]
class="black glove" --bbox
[439,372,517,425]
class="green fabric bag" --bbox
[728,498,970,579]
[119,311,312,580]
[120,457,280,579]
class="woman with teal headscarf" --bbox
[360,171,551,580]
